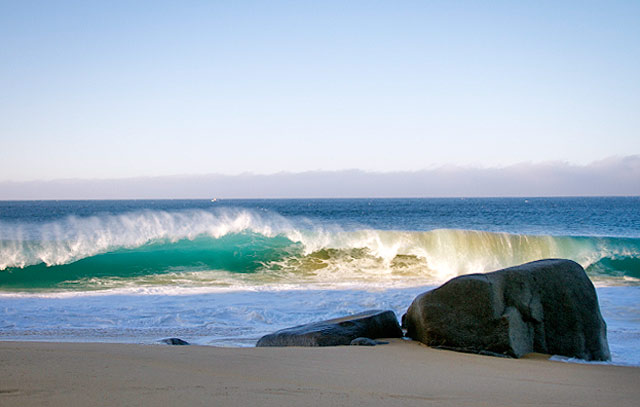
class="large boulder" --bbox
[403,259,610,360]
[256,309,403,347]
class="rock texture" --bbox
[256,310,403,347]
[403,259,610,360]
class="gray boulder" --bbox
[256,310,402,347]
[403,259,610,361]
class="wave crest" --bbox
[1,209,639,290]
[0,208,296,270]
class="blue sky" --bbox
[1,1,639,183]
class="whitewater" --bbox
[0,198,639,365]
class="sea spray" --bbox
[1,208,639,291]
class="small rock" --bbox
[160,337,190,345]
[350,337,389,346]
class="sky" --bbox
[1,1,639,195]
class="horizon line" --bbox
[1,195,639,202]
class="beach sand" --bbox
[1,339,638,406]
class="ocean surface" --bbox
[1,198,638,365]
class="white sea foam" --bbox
[1,286,637,366]
[0,285,430,346]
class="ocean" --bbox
[1,198,639,365]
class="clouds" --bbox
[1,156,638,200]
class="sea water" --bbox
[0,198,638,365]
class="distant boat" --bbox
[211,198,217,202]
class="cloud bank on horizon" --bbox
[1,156,638,200]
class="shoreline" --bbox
[2,339,638,406]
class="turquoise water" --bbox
[1,231,639,291]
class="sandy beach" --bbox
[1,339,638,407]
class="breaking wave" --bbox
[1,209,639,291]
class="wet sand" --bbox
[1,339,638,406]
